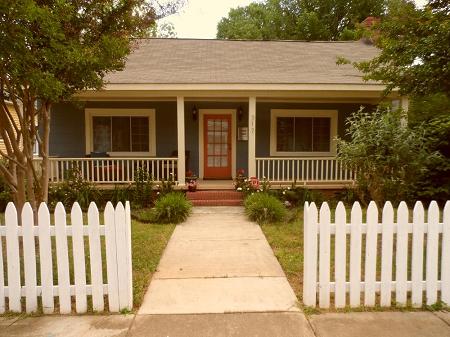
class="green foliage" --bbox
[217,0,386,41]
[244,192,287,224]
[133,169,155,207]
[337,106,434,205]
[150,192,192,224]
[156,174,176,196]
[409,99,450,203]
[0,172,11,211]
[275,185,324,207]
[48,168,100,210]
[353,0,450,97]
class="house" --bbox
[45,38,407,189]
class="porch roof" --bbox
[105,39,380,86]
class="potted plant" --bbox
[186,170,198,192]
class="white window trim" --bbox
[85,108,156,157]
[270,109,338,157]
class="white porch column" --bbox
[177,96,186,186]
[248,96,256,177]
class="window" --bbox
[270,110,337,156]
[86,109,156,156]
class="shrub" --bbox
[156,173,176,196]
[133,168,155,207]
[244,192,287,224]
[337,106,433,205]
[0,173,11,211]
[275,185,324,207]
[48,168,100,210]
[150,192,192,224]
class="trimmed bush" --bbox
[150,192,192,224]
[244,192,287,224]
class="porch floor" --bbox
[193,180,235,190]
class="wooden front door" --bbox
[204,114,232,179]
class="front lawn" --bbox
[131,219,175,308]
[260,209,303,301]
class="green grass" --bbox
[0,211,175,313]
[131,219,175,308]
[260,209,304,301]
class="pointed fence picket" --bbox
[0,201,132,314]
[303,200,450,308]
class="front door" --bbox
[204,114,232,179]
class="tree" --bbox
[217,0,386,41]
[345,0,450,203]
[354,0,450,96]
[0,0,181,212]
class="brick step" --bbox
[190,199,243,206]
[186,190,243,201]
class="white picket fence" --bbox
[303,200,450,308]
[0,201,132,314]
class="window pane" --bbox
[93,117,111,152]
[276,117,294,152]
[112,117,130,152]
[294,117,313,152]
[313,118,331,152]
[131,117,149,152]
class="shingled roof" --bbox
[105,38,379,85]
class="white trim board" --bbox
[84,108,156,157]
[270,109,338,157]
[198,109,237,180]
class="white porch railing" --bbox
[255,157,355,184]
[34,158,178,184]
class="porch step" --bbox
[189,199,243,206]
[186,190,243,200]
[186,190,244,207]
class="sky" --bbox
[158,0,429,39]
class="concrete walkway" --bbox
[138,206,299,314]
[1,206,449,336]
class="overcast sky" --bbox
[158,0,429,39]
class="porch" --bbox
[44,93,404,189]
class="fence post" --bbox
[5,202,21,312]
[319,202,331,308]
[349,202,362,307]
[38,203,54,314]
[105,202,120,312]
[380,201,394,307]
[411,201,425,307]
[72,203,87,313]
[55,202,71,314]
[125,201,133,309]
[115,202,131,311]
[303,202,318,307]
[22,203,38,313]
[426,201,439,305]
[334,202,346,308]
[396,202,409,306]
[364,201,378,307]
[88,202,105,312]
[442,201,450,305]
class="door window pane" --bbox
[276,117,294,151]
[93,117,111,152]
